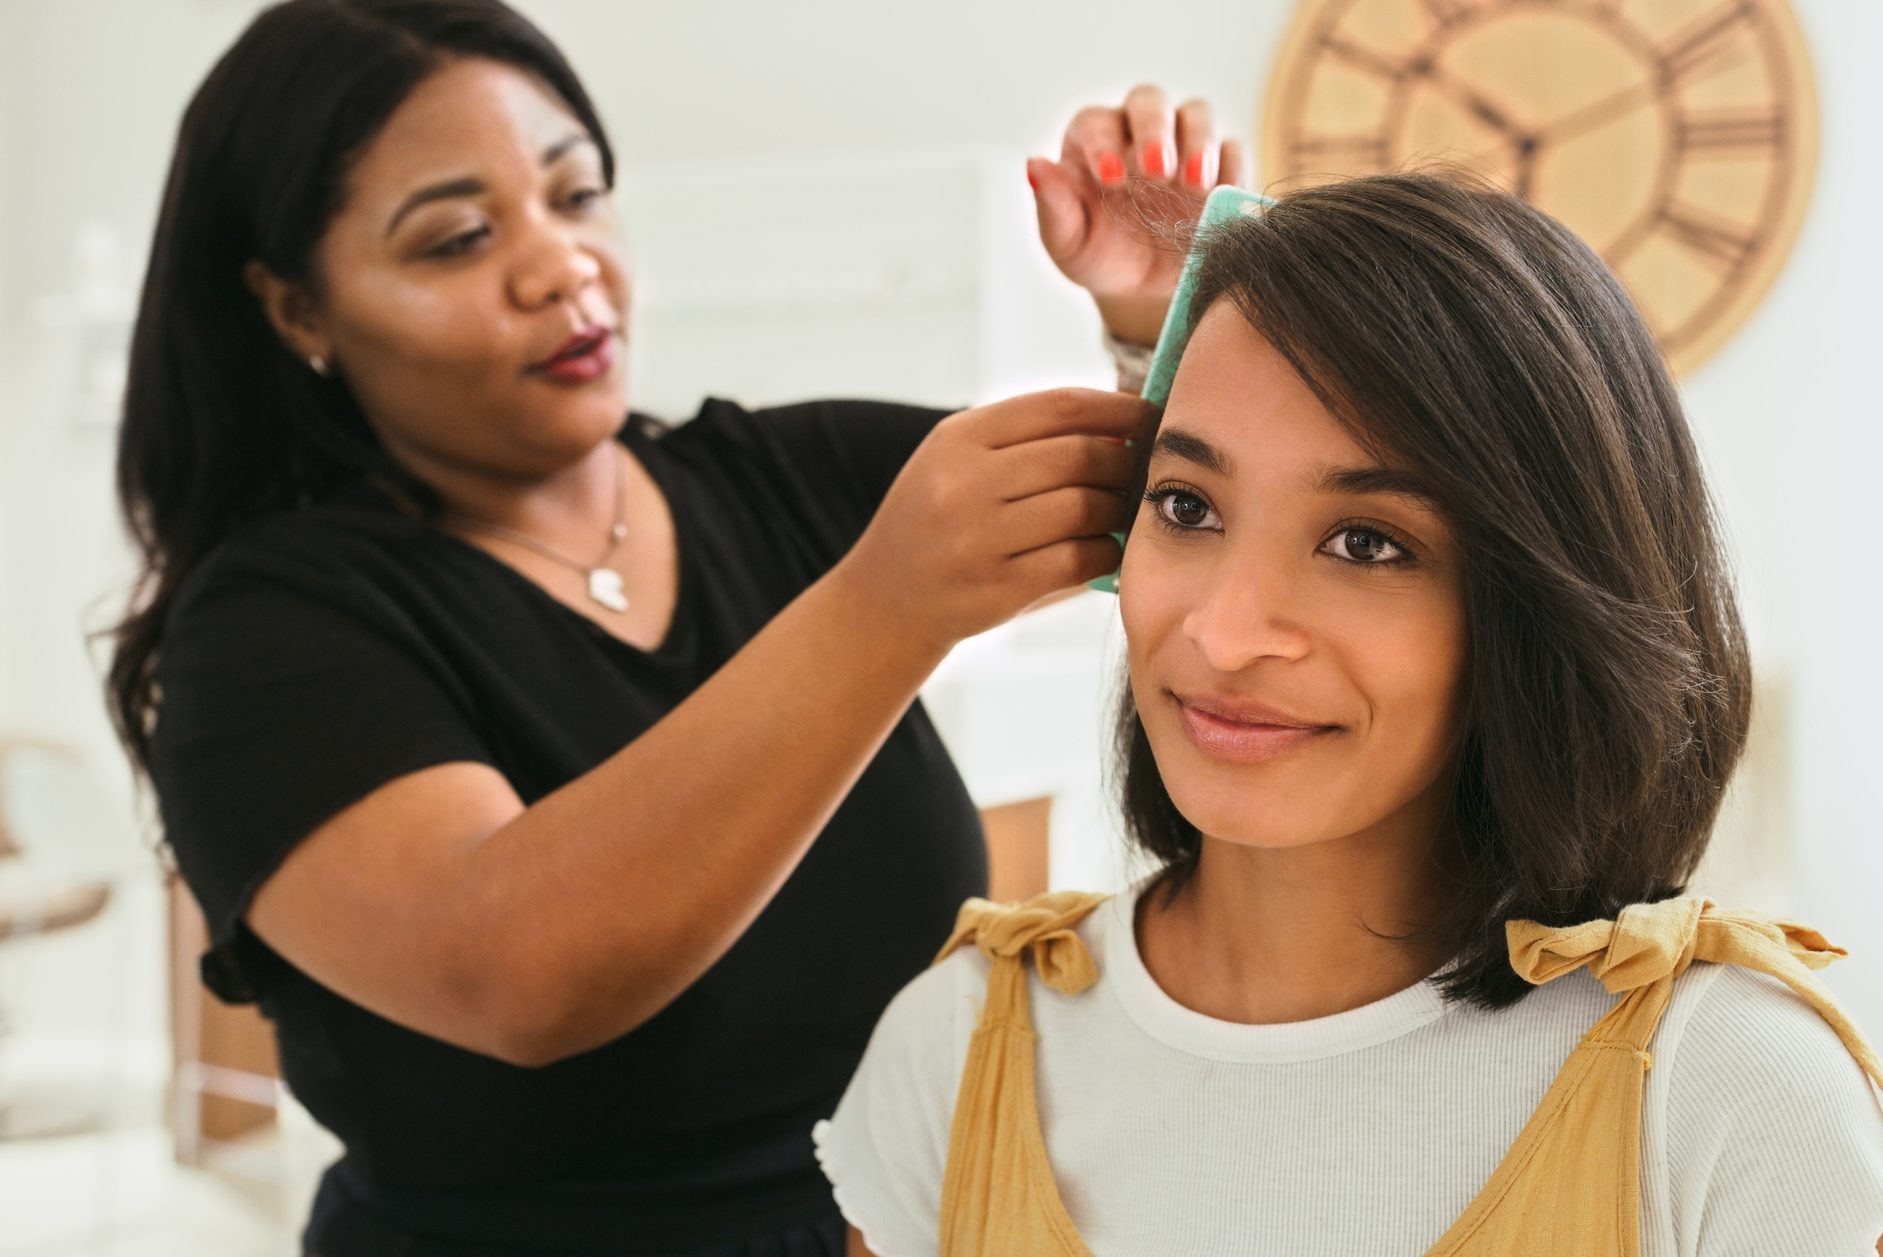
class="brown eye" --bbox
[1145,487,1220,532]
[1323,526,1410,565]
[1346,528,1386,560]
[428,225,491,259]
[1170,493,1210,527]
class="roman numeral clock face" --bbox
[1260,0,1819,375]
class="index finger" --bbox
[977,388,1159,450]
[1062,105,1129,187]
[1175,99,1220,189]
[1123,84,1177,181]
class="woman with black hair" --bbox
[106,1,1246,1253]
[817,172,1883,1256]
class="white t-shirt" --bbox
[815,879,1883,1256]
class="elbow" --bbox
[472,978,600,1069]
[486,1001,665,1070]
[434,907,596,1067]
[422,939,577,1067]
[475,1002,570,1068]
[466,1003,594,1069]
[465,954,665,1069]
[440,906,691,1067]
[483,1026,577,1070]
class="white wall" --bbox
[1749,0,1883,1030]
[0,0,277,805]
[0,1,1877,1031]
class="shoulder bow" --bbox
[936,891,1109,996]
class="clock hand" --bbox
[1418,60,1534,144]
[1534,79,1657,145]
[1514,143,1539,200]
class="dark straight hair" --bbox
[1114,170,1754,1009]
[107,0,615,774]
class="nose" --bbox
[1180,541,1313,674]
[509,217,601,311]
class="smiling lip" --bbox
[530,327,615,382]
[1174,693,1338,764]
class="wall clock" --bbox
[1259,0,1818,376]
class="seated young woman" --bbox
[812,170,1883,1257]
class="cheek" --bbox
[318,274,529,462]
[333,270,507,374]
[590,232,633,315]
[1336,589,1470,780]
[1118,532,1195,679]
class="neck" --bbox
[1137,784,1457,1026]
[393,435,623,557]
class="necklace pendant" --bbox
[587,567,629,613]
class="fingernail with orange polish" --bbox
[1185,152,1206,187]
[1097,152,1126,183]
[1143,143,1167,178]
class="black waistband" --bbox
[304,1116,842,1256]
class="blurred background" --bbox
[0,0,1877,1252]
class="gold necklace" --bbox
[448,446,631,612]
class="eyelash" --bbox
[425,187,608,259]
[1141,483,1421,568]
[429,226,492,259]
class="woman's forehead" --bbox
[343,59,588,208]
[1159,305,1373,475]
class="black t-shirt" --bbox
[149,398,989,1255]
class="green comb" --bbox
[1088,184,1278,594]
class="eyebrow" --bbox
[384,133,597,237]
[1150,425,1439,510]
[1314,465,1441,510]
[1150,428,1234,477]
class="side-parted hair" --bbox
[107,0,613,774]
[1115,170,1753,1009]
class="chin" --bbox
[570,376,630,427]
[521,394,630,459]
[1144,720,1361,852]
[1166,779,1348,851]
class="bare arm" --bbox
[845,1225,876,1257]
[244,389,1147,1066]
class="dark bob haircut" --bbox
[1114,170,1753,1009]
[108,0,612,774]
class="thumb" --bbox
[1027,157,1089,264]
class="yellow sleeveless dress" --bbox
[931,891,1883,1257]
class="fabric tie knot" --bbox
[1508,897,1701,993]
[1508,896,1849,994]
[937,892,1106,996]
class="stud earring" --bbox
[309,355,332,378]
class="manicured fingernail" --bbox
[1026,161,1039,192]
[1185,152,1206,186]
[1142,142,1168,178]
[1097,151,1126,183]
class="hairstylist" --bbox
[105,1,1246,1254]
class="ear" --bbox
[244,260,331,366]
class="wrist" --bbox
[819,553,956,674]
[1103,329,1155,397]
[1092,292,1169,347]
